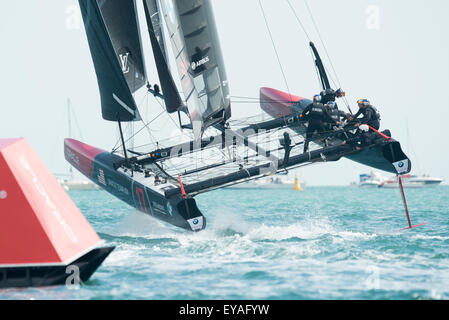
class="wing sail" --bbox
[143,0,184,113]
[98,0,147,94]
[79,0,143,122]
[160,0,231,139]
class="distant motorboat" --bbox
[358,171,385,187]
[228,175,300,189]
[379,174,443,189]
[57,177,101,191]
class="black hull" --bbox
[64,139,206,232]
[0,247,114,289]
[260,87,411,175]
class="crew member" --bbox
[325,101,347,130]
[301,94,337,153]
[320,88,346,105]
[347,99,380,130]
[346,99,381,147]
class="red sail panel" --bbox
[260,87,304,118]
[0,138,101,266]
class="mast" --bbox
[67,98,73,179]
[67,98,72,140]
[310,41,331,91]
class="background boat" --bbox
[379,174,443,189]
[358,171,385,187]
[56,174,101,191]
[56,99,100,191]
[228,173,305,190]
[355,171,443,188]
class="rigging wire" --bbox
[302,0,352,111]
[286,0,331,90]
[111,89,148,152]
[286,0,312,42]
[303,0,341,88]
[286,0,352,113]
[112,106,165,153]
[142,94,159,144]
[258,0,292,101]
[154,95,182,130]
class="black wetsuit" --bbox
[352,106,380,130]
[301,102,336,152]
[320,89,338,107]
[327,107,347,129]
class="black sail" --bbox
[79,0,141,122]
[98,0,147,94]
[144,0,168,60]
[160,0,231,139]
[143,0,184,113]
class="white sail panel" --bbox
[160,0,231,139]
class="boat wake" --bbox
[97,207,383,261]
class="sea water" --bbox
[1,186,449,300]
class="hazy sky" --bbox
[1,0,448,185]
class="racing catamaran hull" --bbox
[260,87,411,175]
[64,139,206,232]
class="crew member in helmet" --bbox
[325,101,347,130]
[346,99,381,147]
[320,88,346,105]
[347,99,380,130]
[301,94,337,153]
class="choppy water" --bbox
[1,186,449,300]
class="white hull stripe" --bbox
[113,93,135,116]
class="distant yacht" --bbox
[356,171,443,188]
[57,175,100,191]
[358,171,385,187]
[379,174,443,188]
[228,175,301,189]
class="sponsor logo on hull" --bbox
[65,148,80,167]
[187,216,204,231]
[97,169,107,186]
[393,160,409,175]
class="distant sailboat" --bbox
[58,99,100,191]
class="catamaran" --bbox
[65,0,412,232]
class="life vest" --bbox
[369,106,381,121]
[329,108,340,122]
[363,106,381,130]
[309,102,325,120]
